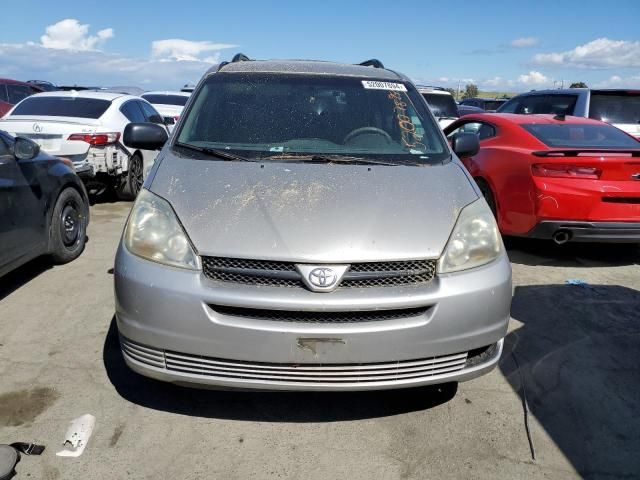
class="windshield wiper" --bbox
[262,154,405,166]
[174,142,253,162]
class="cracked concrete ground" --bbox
[0,200,638,479]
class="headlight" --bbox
[124,189,200,270]
[438,198,502,273]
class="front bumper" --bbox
[114,245,512,391]
[527,220,640,243]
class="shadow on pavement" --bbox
[103,317,457,422]
[505,237,640,268]
[502,284,640,478]
[0,257,52,301]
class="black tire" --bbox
[476,178,497,218]
[116,154,143,200]
[50,187,88,264]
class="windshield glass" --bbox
[11,97,111,118]
[176,73,449,163]
[483,100,506,111]
[141,94,189,106]
[421,93,459,119]
[589,92,640,125]
[522,123,640,148]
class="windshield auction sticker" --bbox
[361,80,407,91]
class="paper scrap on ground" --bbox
[56,414,96,458]
[565,279,588,286]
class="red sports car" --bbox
[444,114,640,243]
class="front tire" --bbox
[50,187,88,264]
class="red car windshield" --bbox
[522,123,640,149]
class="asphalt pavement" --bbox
[1,200,638,479]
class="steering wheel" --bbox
[343,127,393,144]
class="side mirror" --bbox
[451,132,480,158]
[163,116,175,126]
[14,137,40,160]
[123,123,168,151]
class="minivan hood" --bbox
[150,157,478,262]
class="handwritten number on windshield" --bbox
[388,91,427,151]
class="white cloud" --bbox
[593,74,640,88]
[511,37,538,48]
[40,19,113,51]
[533,38,640,69]
[518,71,549,85]
[0,42,214,89]
[151,39,236,61]
[0,19,239,90]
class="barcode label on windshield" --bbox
[361,80,407,91]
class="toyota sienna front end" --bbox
[114,56,512,391]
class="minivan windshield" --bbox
[176,73,449,164]
[589,92,640,125]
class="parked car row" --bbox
[1,54,639,396]
[0,85,192,197]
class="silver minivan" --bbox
[115,56,512,391]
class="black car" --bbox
[459,97,508,112]
[0,131,89,277]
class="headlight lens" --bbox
[438,198,502,273]
[124,189,200,270]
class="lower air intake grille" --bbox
[119,335,470,385]
[209,305,430,323]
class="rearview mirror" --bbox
[123,123,168,151]
[451,132,480,158]
[14,137,40,160]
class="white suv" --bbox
[140,91,191,133]
[417,86,459,129]
[0,91,168,198]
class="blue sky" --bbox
[1,0,639,91]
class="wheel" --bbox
[476,178,497,218]
[50,187,88,264]
[116,154,143,200]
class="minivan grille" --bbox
[209,305,430,323]
[201,257,436,290]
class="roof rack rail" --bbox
[359,59,385,69]
[416,85,446,91]
[232,53,251,63]
[217,53,251,72]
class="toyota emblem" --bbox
[308,267,337,288]
[33,123,43,133]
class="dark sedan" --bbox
[0,131,89,277]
